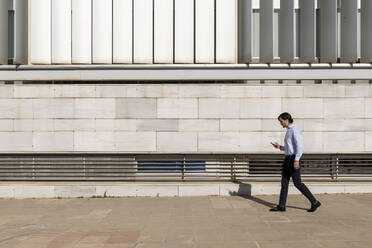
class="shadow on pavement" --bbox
[228,182,308,211]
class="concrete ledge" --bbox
[1,182,372,199]
[1,64,372,80]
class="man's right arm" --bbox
[279,145,285,151]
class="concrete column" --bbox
[92,0,113,64]
[361,0,372,62]
[319,0,338,63]
[238,0,252,63]
[280,0,295,63]
[154,0,173,63]
[134,0,154,63]
[29,0,51,64]
[260,0,274,63]
[195,0,215,63]
[174,0,194,63]
[72,0,92,64]
[216,0,238,63]
[299,0,316,62]
[0,0,8,65]
[113,0,133,64]
[340,0,358,62]
[13,0,27,64]
[51,0,71,64]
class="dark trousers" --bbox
[279,155,317,207]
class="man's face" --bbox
[278,117,289,128]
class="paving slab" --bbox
[0,194,371,247]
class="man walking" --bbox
[270,112,321,212]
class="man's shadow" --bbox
[228,182,308,211]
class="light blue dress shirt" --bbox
[279,124,304,161]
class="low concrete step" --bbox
[1,182,372,199]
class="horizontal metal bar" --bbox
[1,64,372,80]
[0,154,370,182]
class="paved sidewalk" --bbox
[0,194,372,248]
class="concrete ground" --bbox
[0,194,372,248]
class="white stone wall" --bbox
[0,83,371,153]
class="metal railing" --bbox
[0,153,372,182]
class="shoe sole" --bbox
[308,203,321,212]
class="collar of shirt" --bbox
[287,124,295,129]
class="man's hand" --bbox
[272,142,281,149]
[294,161,300,170]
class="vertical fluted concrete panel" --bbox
[154,0,174,63]
[195,0,215,63]
[252,10,259,58]
[0,0,7,64]
[361,0,372,62]
[238,0,252,63]
[51,0,71,64]
[113,0,132,64]
[175,0,194,63]
[29,0,51,64]
[260,0,274,63]
[92,0,112,64]
[280,0,295,63]
[14,0,27,64]
[134,0,153,63]
[216,0,237,63]
[319,0,337,63]
[72,0,92,64]
[340,0,358,62]
[299,0,316,63]
[8,0,14,10]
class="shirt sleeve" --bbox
[279,145,285,151]
[293,128,303,161]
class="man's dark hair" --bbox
[278,112,294,123]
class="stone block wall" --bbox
[0,83,371,153]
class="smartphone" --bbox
[270,142,275,146]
